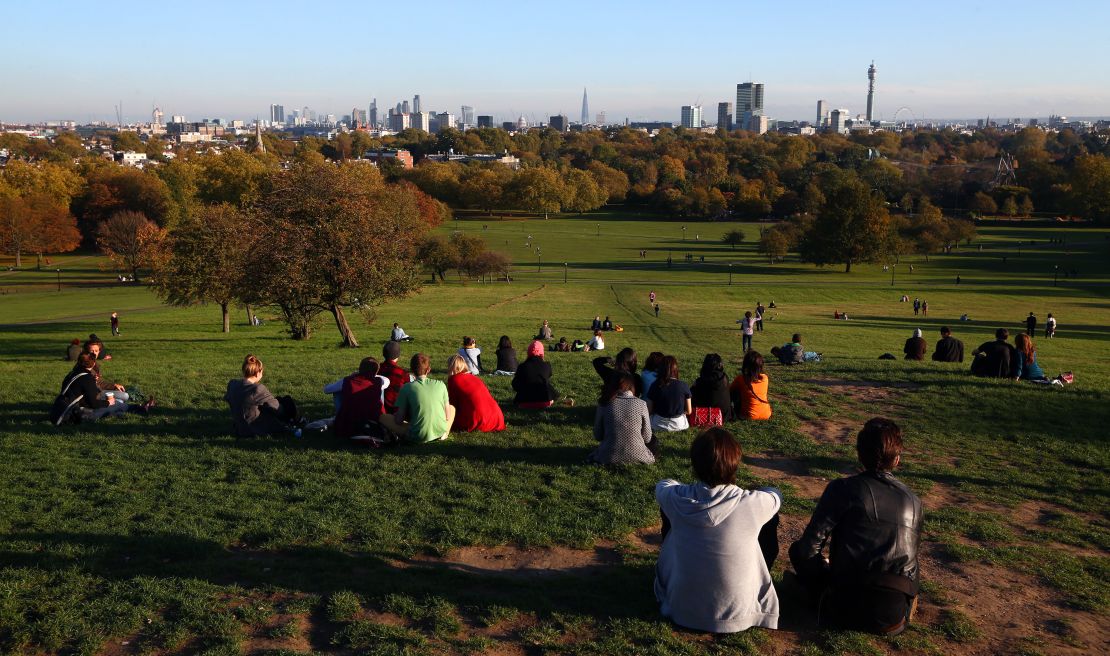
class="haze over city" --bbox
[3,0,1109,124]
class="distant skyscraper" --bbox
[866,61,876,122]
[461,105,474,127]
[830,108,850,134]
[436,112,456,132]
[549,114,569,132]
[681,105,702,129]
[477,115,493,128]
[816,100,827,128]
[401,100,411,114]
[369,99,378,128]
[413,94,421,113]
[270,104,284,123]
[736,82,764,130]
[389,110,410,132]
[581,88,589,125]
[596,111,606,125]
[717,102,733,131]
[411,111,431,132]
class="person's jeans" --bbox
[98,390,130,402]
[743,334,753,352]
[87,402,128,421]
[756,319,763,332]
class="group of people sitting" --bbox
[51,335,156,424]
[655,418,921,636]
[900,326,1056,383]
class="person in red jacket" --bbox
[446,354,506,433]
[379,340,408,414]
[334,357,389,438]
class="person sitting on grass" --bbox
[333,357,390,439]
[588,372,655,465]
[51,351,154,424]
[1013,333,1047,381]
[512,340,571,408]
[655,427,783,633]
[602,315,613,331]
[225,354,303,438]
[770,334,804,365]
[84,336,129,402]
[65,338,82,361]
[970,328,1017,378]
[493,335,518,376]
[457,336,483,375]
[931,327,964,363]
[690,353,733,426]
[591,315,602,331]
[554,336,571,352]
[587,330,605,351]
[446,354,505,433]
[789,417,922,637]
[647,355,692,432]
[536,319,554,341]
[391,323,414,342]
[380,353,455,443]
[640,351,665,400]
[379,340,409,415]
[593,347,642,396]
[902,329,927,361]
[730,350,772,421]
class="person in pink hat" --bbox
[512,340,573,408]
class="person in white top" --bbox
[736,311,756,352]
[587,330,605,351]
[457,336,482,374]
[1045,313,1057,338]
[391,323,414,342]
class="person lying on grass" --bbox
[655,427,782,633]
[380,353,455,443]
[789,417,923,637]
[225,354,304,438]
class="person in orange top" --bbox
[730,350,772,420]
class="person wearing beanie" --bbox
[512,340,561,408]
[902,329,927,361]
[379,340,409,414]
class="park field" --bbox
[0,215,1107,655]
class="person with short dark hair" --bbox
[379,341,408,414]
[738,311,755,352]
[380,353,455,442]
[770,334,804,365]
[1045,313,1057,338]
[110,312,120,337]
[391,323,414,342]
[1025,312,1036,336]
[602,315,613,331]
[647,355,692,432]
[690,353,733,425]
[333,357,390,438]
[902,329,927,361]
[971,328,1018,378]
[593,347,643,397]
[589,372,655,465]
[457,336,483,375]
[755,302,765,331]
[554,336,571,352]
[512,341,560,409]
[789,418,922,636]
[731,350,772,420]
[655,428,782,633]
[225,354,301,437]
[931,327,964,362]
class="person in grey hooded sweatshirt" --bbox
[655,427,782,633]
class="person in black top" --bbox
[931,327,964,363]
[512,340,560,408]
[592,347,643,396]
[602,316,613,331]
[494,335,518,375]
[647,355,692,431]
[902,329,927,361]
[591,316,602,331]
[51,351,152,424]
[790,417,923,636]
[971,328,1018,378]
[1025,312,1036,336]
[690,353,733,422]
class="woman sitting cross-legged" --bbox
[655,427,783,633]
[647,355,692,432]
[446,354,506,433]
[588,372,656,465]
[225,354,303,437]
[493,335,518,376]
[690,353,734,426]
[512,340,567,409]
[730,350,772,420]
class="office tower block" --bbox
[680,105,702,129]
[717,101,733,130]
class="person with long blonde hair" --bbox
[446,354,505,432]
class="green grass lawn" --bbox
[0,215,1107,655]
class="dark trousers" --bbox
[259,396,301,432]
[742,334,753,352]
[755,319,763,332]
[791,553,914,635]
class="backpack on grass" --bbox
[49,371,90,426]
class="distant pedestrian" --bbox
[1045,314,1056,338]
[654,303,660,318]
[956,275,961,285]
[738,311,755,352]
[921,300,928,317]
[913,298,921,315]
[649,290,656,305]
[755,302,765,332]
[1025,312,1036,336]
[110,312,120,337]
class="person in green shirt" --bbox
[381,353,455,443]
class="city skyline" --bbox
[2,0,1109,124]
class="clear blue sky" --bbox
[2,0,1108,124]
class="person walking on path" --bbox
[649,290,656,305]
[755,302,765,332]
[110,312,120,337]
[654,303,660,318]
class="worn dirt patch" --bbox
[745,455,833,500]
[402,543,621,578]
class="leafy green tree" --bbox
[0,194,80,268]
[587,161,630,202]
[969,191,998,215]
[798,175,892,272]
[459,166,511,214]
[1067,154,1110,223]
[1001,196,1018,216]
[506,167,566,214]
[404,161,461,205]
[196,150,274,207]
[97,210,164,282]
[721,229,744,250]
[75,165,173,239]
[150,204,249,332]
[245,163,428,346]
[1018,196,1034,217]
[758,228,791,263]
[112,131,144,152]
[562,168,607,214]
[416,235,460,282]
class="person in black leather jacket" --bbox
[789,417,923,636]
